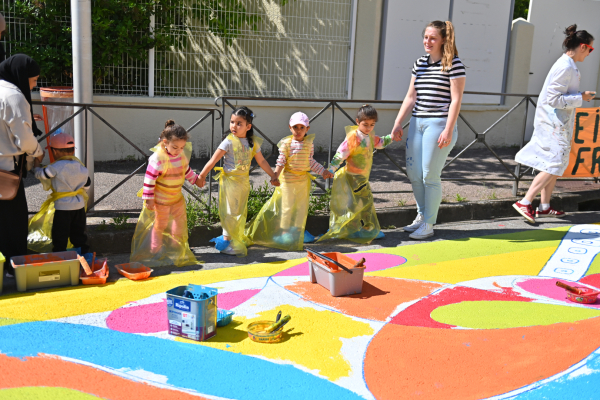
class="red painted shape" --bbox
[581,273,600,289]
[390,285,533,328]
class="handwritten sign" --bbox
[563,107,600,177]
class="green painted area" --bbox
[0,387,101,399]
[585,254,600,277]
[364,226,571,269]
[0,318,31,327]
[431,301,600,329]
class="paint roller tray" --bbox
[80,258,109,285]
[115,262,153,281]
[217,309,234,327]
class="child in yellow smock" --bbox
[130,120,203,267]
[245,112,333,251]
[197,106,279,256]
[318,105,392,243]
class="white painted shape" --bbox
[538,224,600,281]
[116,367,169,384]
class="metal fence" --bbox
[2,0,353,98]
[32,101,221,212]
[215,91,600,197]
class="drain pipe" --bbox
[71,0,94,205]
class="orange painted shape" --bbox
[285,277,443,321]
[364,317,600,400]
[0,354,209,400]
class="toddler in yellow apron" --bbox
[28,131,91,254]
[130,120,202,267]
[245,112,333,251]
[196,106,279,256]
[318,105,393,244]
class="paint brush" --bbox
[556,281,586,295]
[78,255,92,275]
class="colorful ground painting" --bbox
[2,225,600,399]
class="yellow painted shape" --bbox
[176,305,374,381]
[0,387,100,399]
[369,247,556,284]
[0,260,301,322]
[431,301,600,329]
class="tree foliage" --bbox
[513,0,529,20]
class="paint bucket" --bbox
[11,251,80,292]
[166,284,217,341]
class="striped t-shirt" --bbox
[276,139,326,176]
[411,55,466,118]
[142,152,198,203]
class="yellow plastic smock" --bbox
[245,134,316,251]
[130,142,197,268]
[318,126,380,244]
[27,156,88,253]
[215,134,263,257]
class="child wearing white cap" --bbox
[29,130,91,253]
[245,111,333,250]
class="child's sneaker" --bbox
[210,236,231,251]
[273,232,294,246]
[404,213,424,233]
[303,231,317,243]
[536,207,566,218]
[409,223,434,240]
[512,201,535,223]
[220,245,237,256]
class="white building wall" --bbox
[378,0,513,103]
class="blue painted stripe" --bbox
[0,321,362,400]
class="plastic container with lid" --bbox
[307,251,366,297]
[11,251,79,292]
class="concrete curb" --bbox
[88,189,600,254]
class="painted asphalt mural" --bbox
[2,224,600,399]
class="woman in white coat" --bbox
[514,25,596,223]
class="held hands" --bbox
[270,176,280,187]
[146,199,155,211]
[322,170,334,179]
[583,91,597,102]
[195,174,206,188]
[391,124,403,142]
[437,129,452,149]
[33,158,41,168]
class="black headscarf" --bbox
[0,54,42,136]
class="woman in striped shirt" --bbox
[130,120,202,267]
[390,20,466,240]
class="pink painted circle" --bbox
[274,253,407,277]
[106,289,261,334]
[517,277,600,308]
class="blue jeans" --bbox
[406,117,458,224]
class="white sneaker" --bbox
[409,223,434,240]
[220,245,238,256]
[404,213,424,233]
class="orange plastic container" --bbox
[115,262,153,280]
[80,258,109,285]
